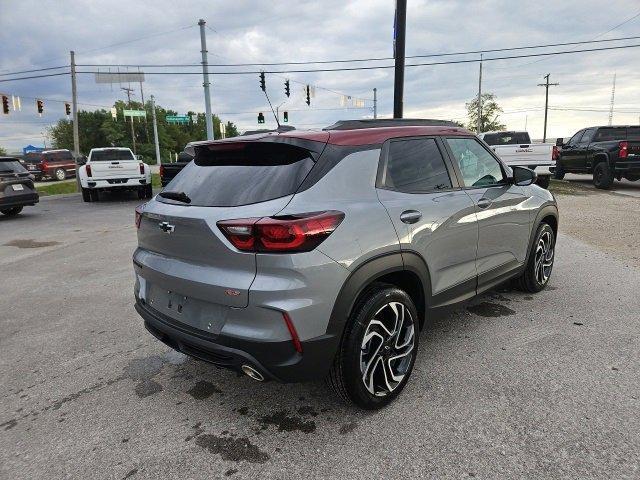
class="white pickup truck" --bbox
[79,147,152,202]
[478,131,556,188]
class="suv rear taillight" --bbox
[217,211,345,253]
[552,145,559,161]
[619,141,628,159]
[39,162,47,172]
[135,204,144,229]
[139,162,145,174]
[86,164,92,177]
[159,164,164,177]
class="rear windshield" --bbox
[161,142,316,207]
[91,149,134,161]
[626,127,640,140]
[593,127,627,142]
[23,153,43,164]
[0,160,27,173]
[482,132,531,145]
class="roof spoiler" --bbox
[323,118,459,130]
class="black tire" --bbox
[536,175,551,189]
[54,168,66,181]
[593,162,613,189]
[1,206,23,216]
[553,163,565,180]
[515,223,555,293]
[90,190,99,202]
[82,188,92,202]
[145,184,153,199]
[137,187,146,200]
[327,284,419,409]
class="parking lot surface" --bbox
[1,190,639,479]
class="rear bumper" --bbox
[0,191,39,208]
[135,299,338,382]
[85,176,148,189]
[614,160,640,174]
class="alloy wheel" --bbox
[534,230,554,285]
[360,301,415,397]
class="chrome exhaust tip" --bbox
[241,365,264,382]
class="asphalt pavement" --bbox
[1,192,639,479]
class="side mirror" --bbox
[177,151,194,162]
[555,137,564,147]
[76,155,87,166]
[136,154,143,161]
[511,166,537,186]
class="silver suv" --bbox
[133,119,558,409]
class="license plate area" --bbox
[12,184,24,191]
[145,282,227,334]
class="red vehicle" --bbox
[22,149,77,181]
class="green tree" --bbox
[0,146,7,155]
[466,93,506,133]
[47,101,239,164]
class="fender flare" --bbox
[326,251,432,341]
[524,203,559,265]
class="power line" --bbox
[69,43,640,76]
[75,34,640,68]
[0,66,68,77]
[0,72,70,83]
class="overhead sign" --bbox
[95,72,145,84]
[123,109,146,118]
[166,115,190,124]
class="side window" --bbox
[567,130,584,146]
[578,128,597,145]
[383,138,452,193]
[446,137,505,188]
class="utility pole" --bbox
[538,74,559,143]
[477,54,483,134]
[393,0,406,118]
[608,72,616,126]
[151,95,160,166]
[373,88,377,119]
[70,51,81,192]
[121,87,136,154]
[198,19,214,140]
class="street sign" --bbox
[166,115,190,124]
[123,109,146,118]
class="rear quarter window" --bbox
[161,142,316,207]
[594,128,626,142]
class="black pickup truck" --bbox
[160,150,194,187]
[553,125,640,189]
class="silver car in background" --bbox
[133,119,558,409]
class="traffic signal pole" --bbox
[393,0,407,118]
[198,19,214,140]
[70,50,81,192]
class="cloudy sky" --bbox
[1,0,639,152]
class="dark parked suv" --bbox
[23,149,77,181]
[133,119,558,408]
[0,157,39,216]
[554,125,640,189]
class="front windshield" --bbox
[0,160,27,174]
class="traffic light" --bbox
[65,102,71,116]
[283,111,288,123]
[36,99,44,115]
[284,79,290,97]
[258,112,265,124]
[1,95,9,115]
[305,85,310,106]
[259,72,266,92]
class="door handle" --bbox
[400,210,422,224]
[477,198,492,209]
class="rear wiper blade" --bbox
[158,191,191,204]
